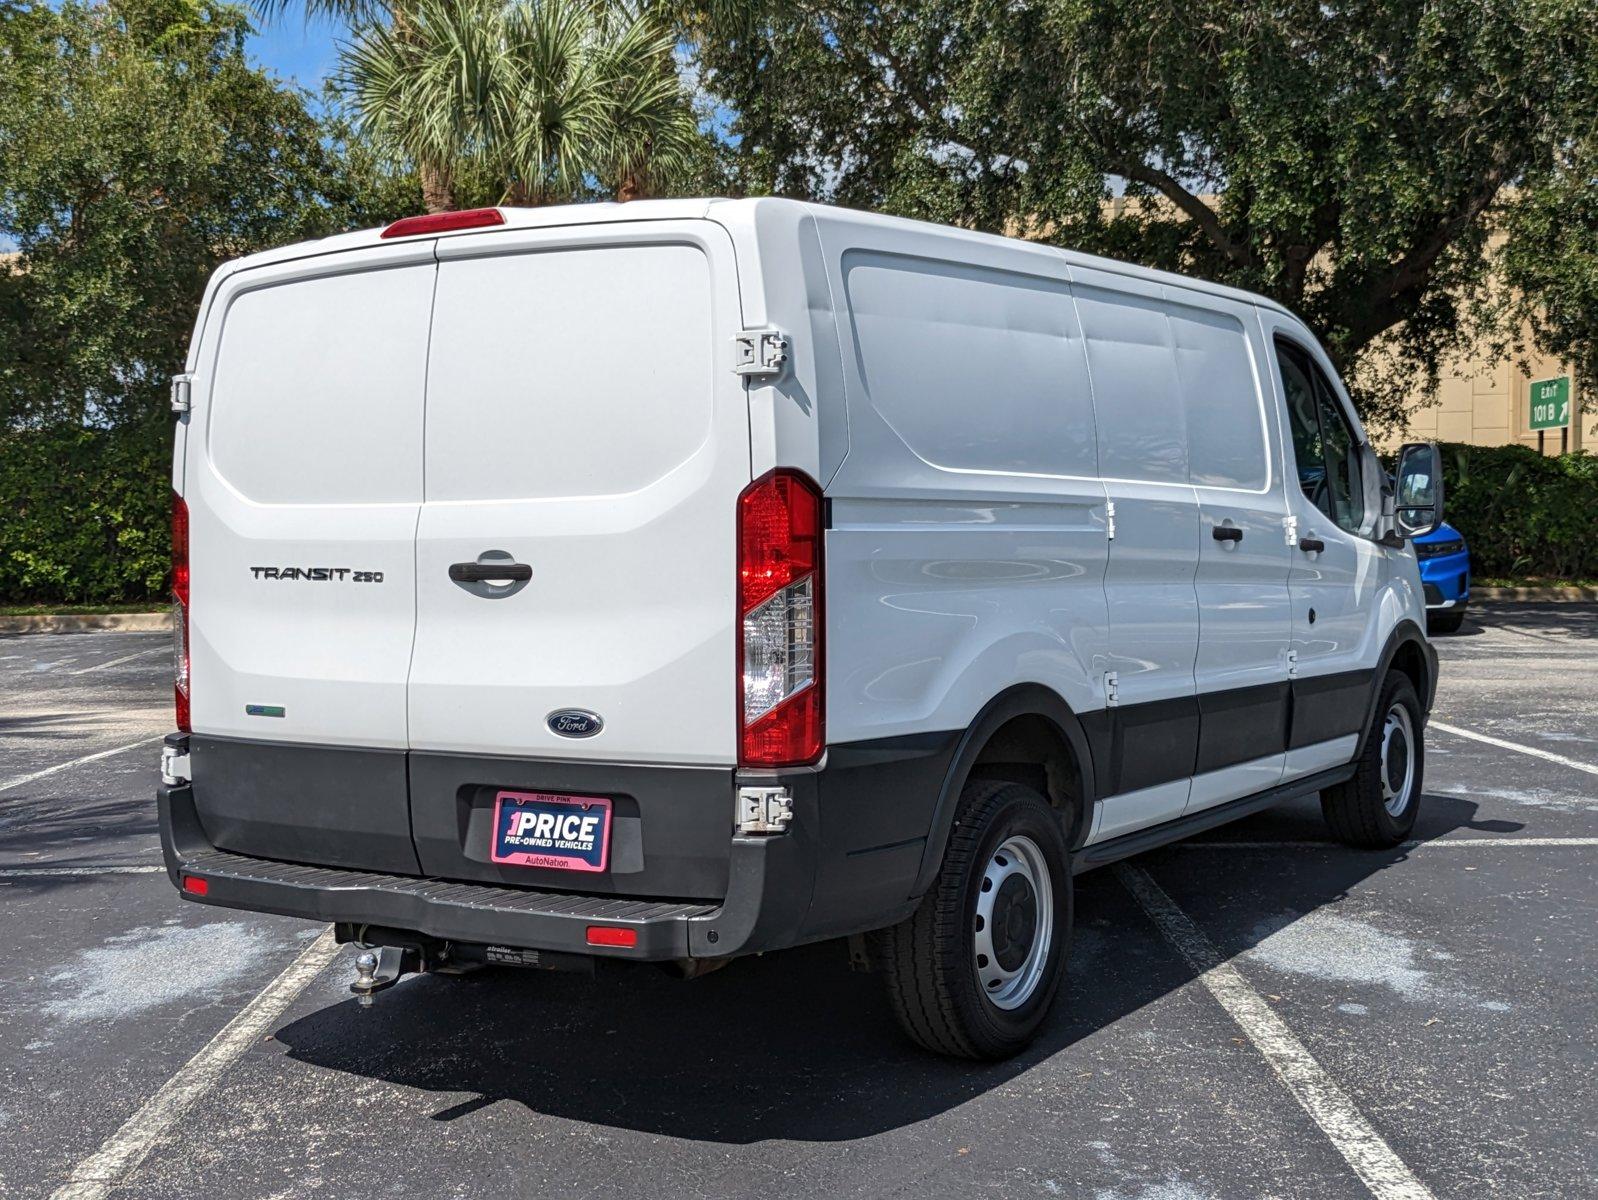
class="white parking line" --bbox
[0,736,163,795]
[66,648,166,676]
[0,864,165,878]
[1176,837,1598,850]
[51,927,342,1200]
[1116,864,1436,1200]
[1431,721,1598,778]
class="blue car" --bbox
[1414,520,1470,633]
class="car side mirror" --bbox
[1393,441,1444,540]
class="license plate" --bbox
[491,791,611,872]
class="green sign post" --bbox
[1529,376,1571,430]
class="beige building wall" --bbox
[1391,335,1586,455]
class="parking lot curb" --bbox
[1474,585,1598,602]
[0,611,171,634]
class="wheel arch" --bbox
[909,684,1097,899]
[1356,620,1436,761]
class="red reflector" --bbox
[585,925,638,948]
[181,875,209,897]
[380,208,505,239]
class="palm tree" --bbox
[591,5,701,201]
[258,0,459,209]
[268,0,700,212]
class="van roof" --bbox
[218,196,1295,321]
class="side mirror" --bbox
[1393,441,1444,540]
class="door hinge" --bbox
[1287,649,1298,678]
[170,372,193,414]
[1283,514,1299,547]
[1105,499,1117,541]
[736,786,794,835]
[1104,671,1119,706]
[732,328,790,379]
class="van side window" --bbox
[1313,372,1364,532]
[1169,303,1268,490]
[1075,286,1188,483]
[842,252,1099,478]
[1275,339,1364,533]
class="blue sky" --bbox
[245,10,346,94]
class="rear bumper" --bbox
[160,780,813,960]
[158,729,954,960]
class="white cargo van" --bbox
[160,199,1443,1059]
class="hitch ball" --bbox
[353,951,379,1008]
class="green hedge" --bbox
[0,420,171,606]
[1440,442,1598,580]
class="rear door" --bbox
[186,242,435,871]
[405,223,751,882]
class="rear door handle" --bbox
[449,561,532,584]
[1298,537,1326,554]
[1212,526,1244,542]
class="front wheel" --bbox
[1321,671,1424,847]
[873,781,1071,1059]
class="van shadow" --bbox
[273,790,1507,1144]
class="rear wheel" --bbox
[1427,607,1465,635]
[1321,671,1424,847]
[873,780,1071,1059]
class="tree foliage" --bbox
[1498,108,1598,398]
[687,0,1598,429]
[1442,442,1598,579]
[338,0,704,211]
[0,0,415,602]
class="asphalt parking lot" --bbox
[2,606,1594,1199]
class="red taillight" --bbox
[379,208,505,239]
[181,874,208,896]
[737,470,824,767]
[172,491,190,733]
[586,925,638,948]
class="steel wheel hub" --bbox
[1380,703,1416,817]
[973,834,1054,1010]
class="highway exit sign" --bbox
[1529,376,1571,430]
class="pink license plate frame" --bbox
[490,790,612,872]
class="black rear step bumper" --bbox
[159,781,818,961]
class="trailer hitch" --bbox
[349,945,422,1007]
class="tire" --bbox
[1427,607,1465,635]
[1321,671,1424,848]
[872,780,1071,1060]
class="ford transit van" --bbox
[159,199,1442,1059]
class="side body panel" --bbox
[813,215,1111,751]
[1071,268,1200,835]
[1182,297,1294,811]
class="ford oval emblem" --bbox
[547,709,603,739]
